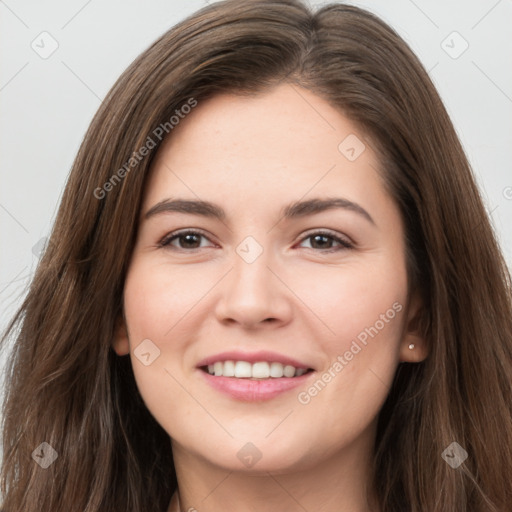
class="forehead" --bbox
[158,84,362,164]
[142,83,392,224]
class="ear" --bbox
[399,290,429,363]
[112,312,130,356]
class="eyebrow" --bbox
[144,197,375,225]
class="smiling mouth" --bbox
[199,361,315,379]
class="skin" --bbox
[113,83,428,512]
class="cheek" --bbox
[123,260,207,341]
[291,256,407,353]
[290,256,407,413]
[121,260,206,433]
[291,256,407,432]
[121,261,194,371]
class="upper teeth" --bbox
[207,361,307,379]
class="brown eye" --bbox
[298,231,353,252]
[159,230,214,250]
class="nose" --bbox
[214,247,293,329]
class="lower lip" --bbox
[198,369,314,402]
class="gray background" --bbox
[1,0,511,427]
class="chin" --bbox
[193,436,316,474]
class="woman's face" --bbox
[114,83,426,474]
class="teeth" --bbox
[250,362,269,379]
[213,362,223,376]
[283,364,295,378]
[234,361,252,378]
[223,360,235,377]
[205,360,309,379]
[269,362,284,378]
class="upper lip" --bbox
[196,350,314,370]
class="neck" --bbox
[167,424,379,512]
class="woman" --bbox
[1,1,511,511]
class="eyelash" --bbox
[158,229,354,253]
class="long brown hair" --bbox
[1,1,511,510]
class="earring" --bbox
[408,343,415,350]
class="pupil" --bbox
[182,234,199,248]
[312,235,330,249]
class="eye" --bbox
[158,229,353,253]
[296,230,353,252]
[158,229,215,251]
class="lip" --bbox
[198,369,315,402]
[196,350,313,370]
